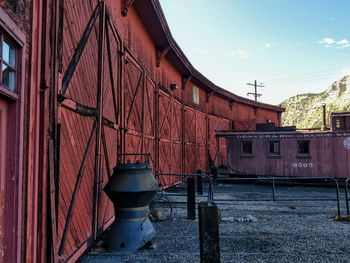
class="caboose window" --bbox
[0,36,17,92]
[268,141,280,156]
[241,141,253,156]
[334,117,345,130]
[298,141,310,155]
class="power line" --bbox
[247,80,264,101]
[266,74,343,87]
[264,66,350,82]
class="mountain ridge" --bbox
[280,74,350,129]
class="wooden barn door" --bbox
[54,2,122,261]
[196,111,207,172]
[123,52,156,167]
[143,77,156,169]
[172,99,182,178]
[184,108,208,174]
[184,106,196,173]
[157,90,182,188]
[0,99,7,262]
[0,99,17,262]
[123,52,144,161]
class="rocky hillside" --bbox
[280,74,350,129]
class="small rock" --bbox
[246,215,258,223]
[144,241,157,249]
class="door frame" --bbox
[0,8,26,263]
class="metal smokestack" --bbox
[321,103,327,131]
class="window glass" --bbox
[241,141,253,155]
[193,85,199,105]
[2,64,15,91]
[269,141,280,155]
[1,37,16,92]
[334,117,345,130]
[298,141,310,155]
[2,40,16,67]
[336,118,341,129]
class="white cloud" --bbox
[318,37,335,46]
[336,39,350,48]
[317,37,350,48]
[229,49,252,59]
[264,43,272,48]
[337,39,349,45]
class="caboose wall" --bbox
[227,132,350,178]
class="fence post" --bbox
[345,178,349,216]
[199,201,220,263]
[196,170,203,195]
[272,179,276,202]
[187,176,196,220]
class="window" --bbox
[0,35,16,92]
[268,140,280,156]
[192,85,199,105]
[297,141,310,155]
[334,117,345,130]
[241,141,253,156]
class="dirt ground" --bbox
[81,183,350,263]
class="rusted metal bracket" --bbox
[60,98,97,117]
[121,0,135,17]
[156,46,170,67]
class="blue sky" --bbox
[159,0,350,104]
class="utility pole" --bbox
[247,80,264,101]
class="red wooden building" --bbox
[0,0,283,262]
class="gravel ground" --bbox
[81,183,350,263]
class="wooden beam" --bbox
[182,75,192,90]
[156,46,170,67]
[199,202,220,263]
[92,0,106,240]
[61,4,101,96]
[229,100,235,111]
[187,177,196,220]
[206,91,214,103]
[60,98,97,117]
[121,0,136,17]
[58,123,96,256]
[105,19,119,123]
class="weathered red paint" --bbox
[0,0,285,262]
[0,6,27,263]
[208,115,230,167]
[226,131,350,178]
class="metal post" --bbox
[199,202,220,263]
[187,177,196,220]
[196,170,203,195]
[334,180,341,217]
[321,104,327,130]
[208,177,214,202]
[346,178,350,215]
[272,179,276,202]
